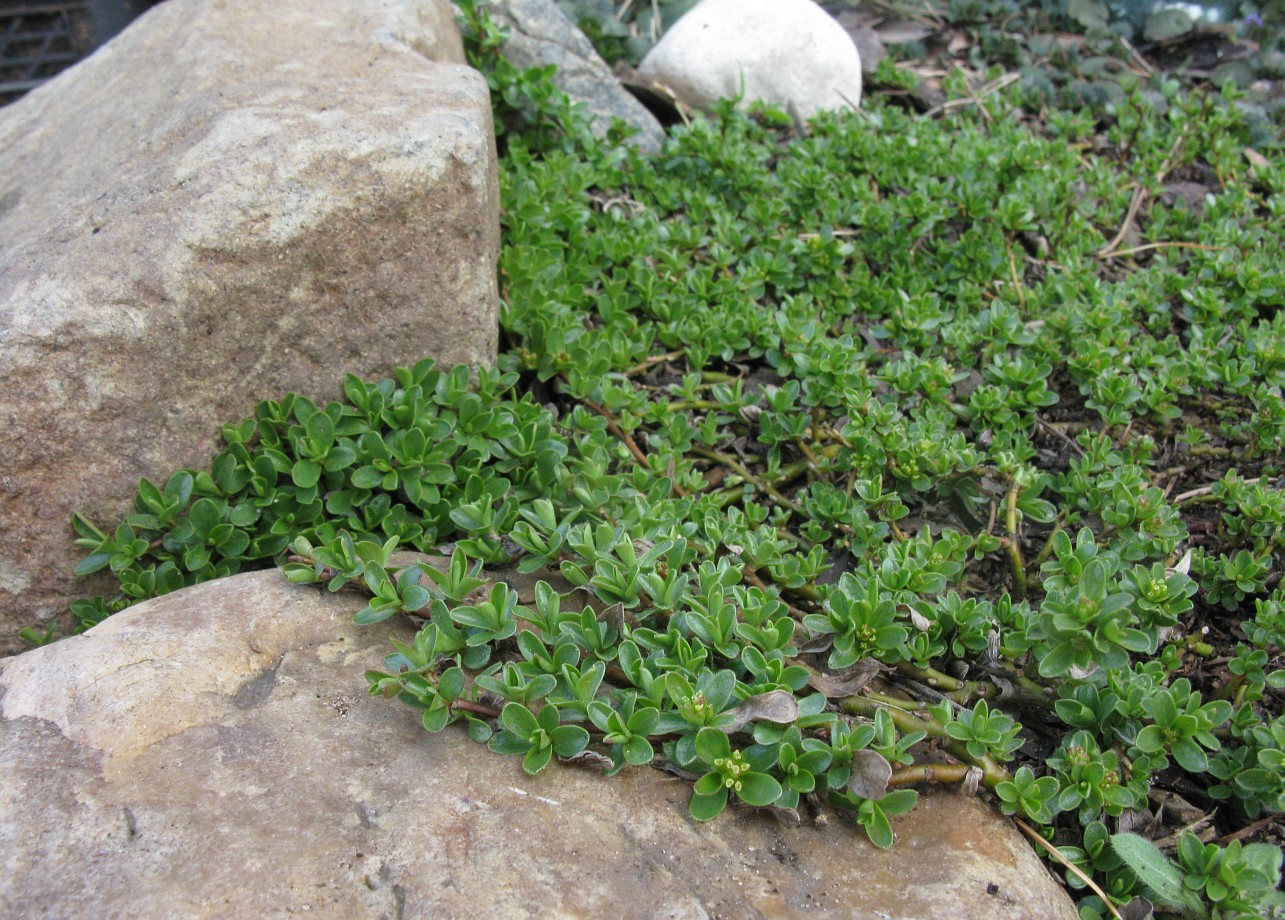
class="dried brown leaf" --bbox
[847,749,893,800]
[1244,148,1270,174]
[1117,897,1155,920]
[808,660,884,698]
[726,690,800,732]
[562,750,614,771]
[602,602,625,634]
[764,804,802,826]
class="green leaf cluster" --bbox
[53,2,1285,913]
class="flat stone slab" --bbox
[0,569,1078,918]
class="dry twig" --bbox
[1014,819,1124,920]
[1098,241,1225,261]
[923,72,1020,119]
[1097,131,1189,258]
[1174,475,1263,504]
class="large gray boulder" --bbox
[0,566,1080,919]
[489,0,666,151]
[639,0,864,119]
[0,0,499,653]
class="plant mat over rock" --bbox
[44,2,1284,917]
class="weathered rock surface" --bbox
[489,0,666,151]
[639,0,864,119]
[0,0,499,653]
[0,567,1079,919]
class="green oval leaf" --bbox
[501,702,540,739]
[735,772,783,807]
[689,789,728,822]
[694,727,731,764]
[292,459,322,489]
[74,553,113,577]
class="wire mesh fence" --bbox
[0,1,160,106]
[0,2,94,104]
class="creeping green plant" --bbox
[55,3,1285,915]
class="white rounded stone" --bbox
[639,0,863,119]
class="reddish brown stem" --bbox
[451,700,502,719]
[581,397,688,498]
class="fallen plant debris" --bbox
[51,1,1283,916]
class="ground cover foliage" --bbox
[565,0,1285,148]
[846,0,1285,144]
[52,1,1285,916]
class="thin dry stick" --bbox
[1119,36,1155,77]
[836,89,861,114]
[1098,183,1149,256]
[1210,811,1284,846]
[966,73,996,125]
[1098,131,1188,258]
[797,228,861,240]
[1006,239,1027,308]
[1099,241,1225,260]
[1014,819,1124,920]
[1174,475,1263,504]
[923,72,1020,119]
[740,567,811,620]
[1037,419,1086,458]
[581,397,688,497]
[1151,814,1218,851]
[623,349,684,377]
[582,398,649,465]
